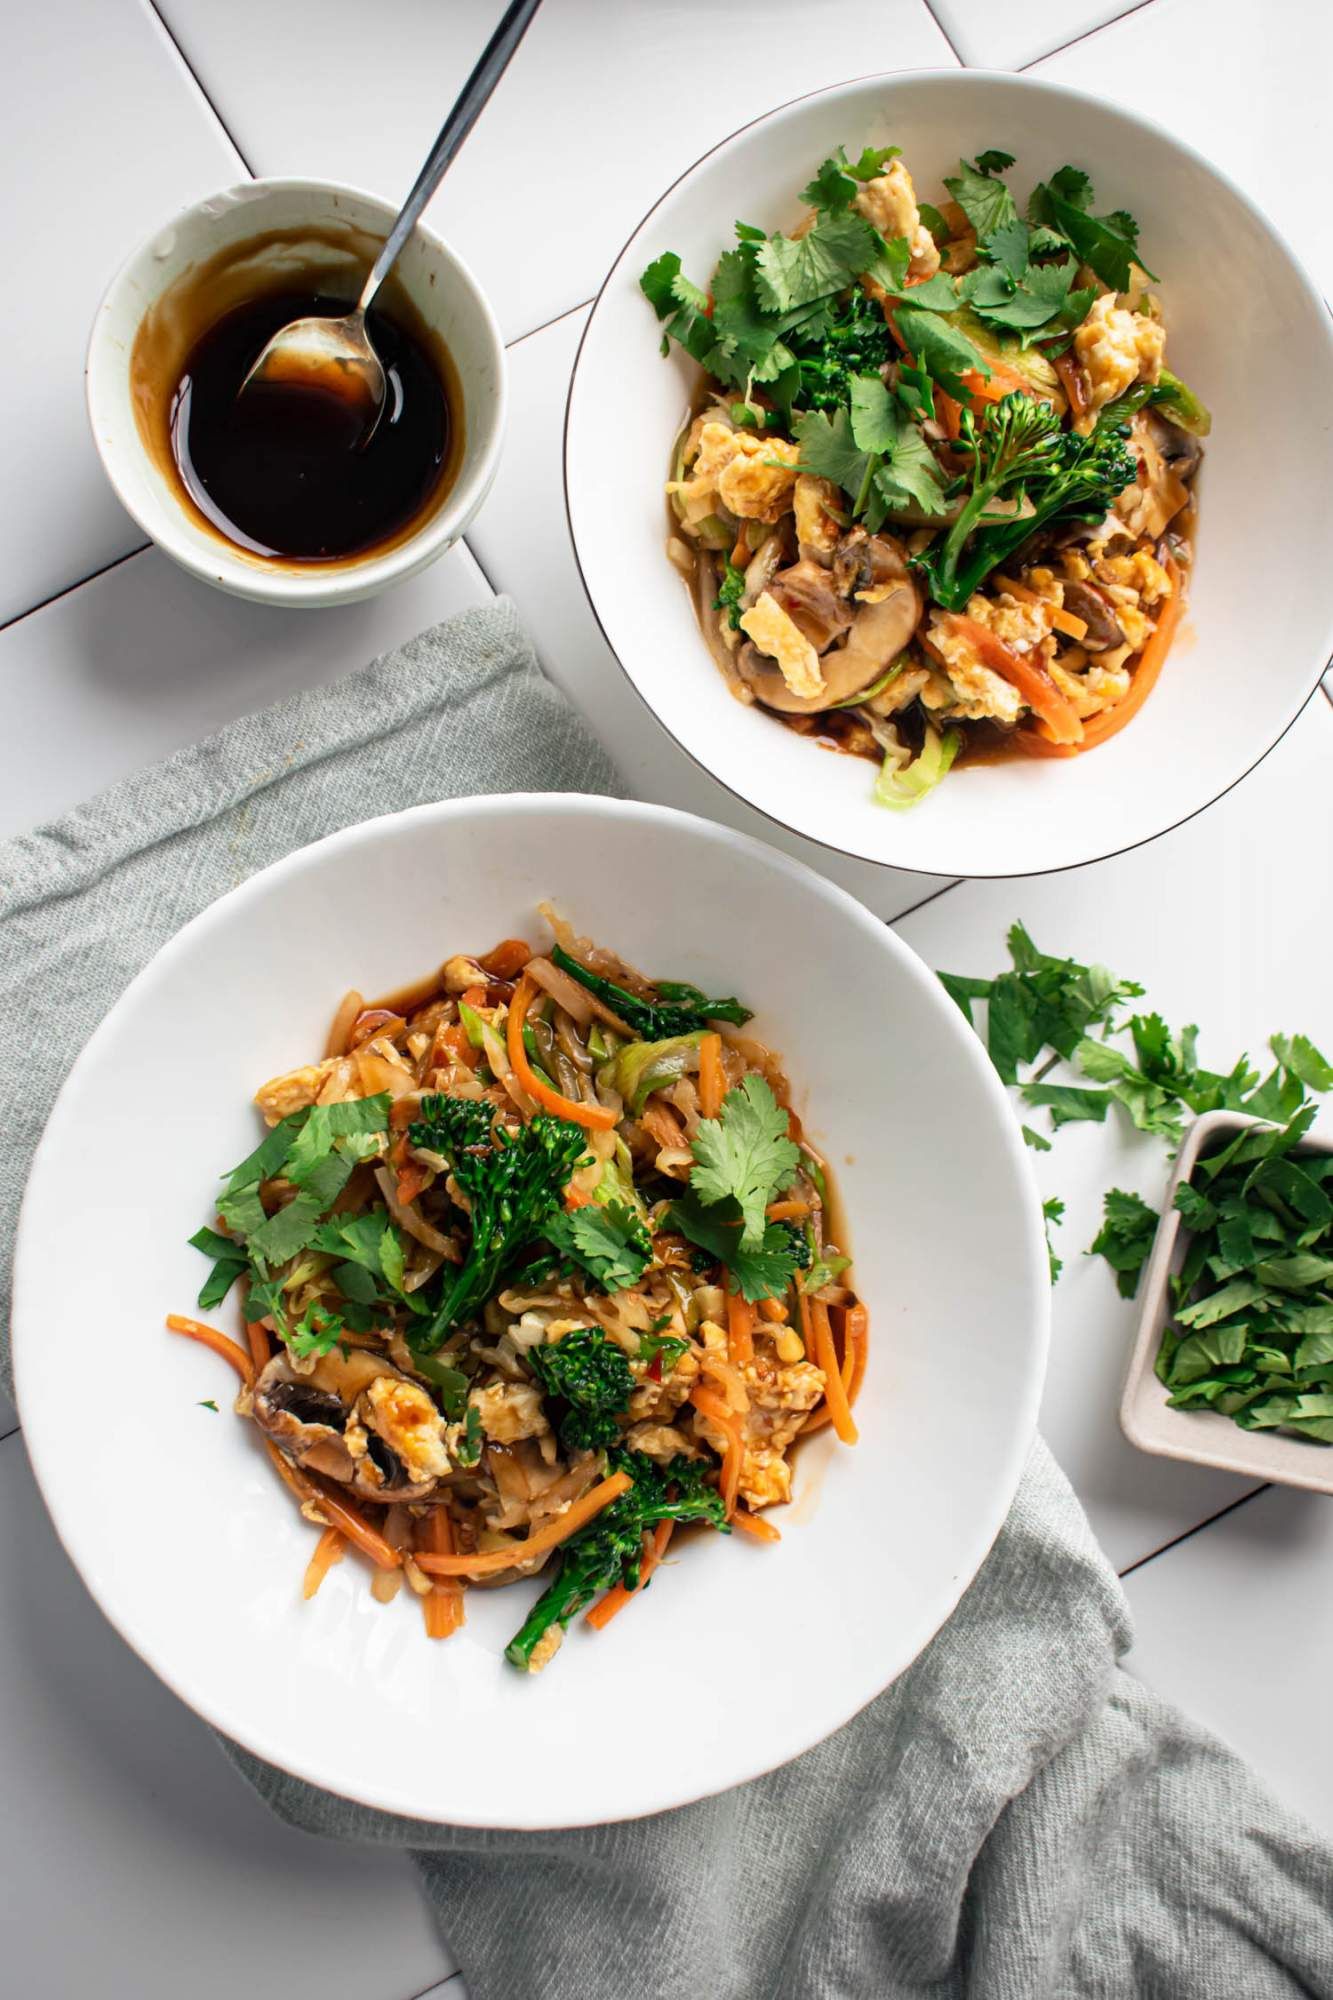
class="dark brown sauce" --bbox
[170,290,452,560]
[130,222,465,570]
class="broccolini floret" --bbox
[913,392,1136,610]
[406,1096,589,1353]
[505,1451,728,1671]
[527,1326,635,1453]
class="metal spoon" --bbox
[240,0,540,437]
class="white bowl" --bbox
[86,179,506,606]
[12,796,1046,1827]
[566,70,1333,879]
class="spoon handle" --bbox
[358,0,541,315]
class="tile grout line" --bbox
[919,1,965,65]
[1,1423,21,1447]
[1018,0,1157,72]
[143,0,256,177]
[400,1972,465,2000]
[889,877,965,928]
[0,543,151,637]
[1117,1481,1270,1579]
[507,297,596,351]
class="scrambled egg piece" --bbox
[868,663,932,717]
[361,1375,451,1483]
[925,599,1046,726]
[625,1420,696,1463]
[793,473,842,558]
[1095,549,1173,607]
[254,1059,341,1124]
[736,1356,826,1510]
[854,160,940,279]
[472,1379,550,1444]
[671,420,800,525]
[1072,295,1166,426]
[1048,655,1131,720]
[740,591,825,701]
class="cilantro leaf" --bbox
[984,217,1031,280]
[715,559,746,631]
[544,1200,652,1294]
[894,305,990,400]
[288,1301,346,1361]
[1022,1083,1112,1128]
[848,374,951,518]
[189,1225,248,1310]
[975,148,1017,175]
[944,157,1018,242]
[1043,1196,1065,1283]
[964,258,1096,343]
[283,1094,391,1185]
[1090,1188,1159,1298]
[1028,167,1157,291]
[688,1074,799,1249]
[752,212,883,312]
[1021,1123,1052,1153]
[667,1189,803,1303]
[792,405,874,497]
[1271,1034,1333,1094]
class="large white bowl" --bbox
[12,797,1046,1827]
[566,71,1333,879]
[87,179,506,607]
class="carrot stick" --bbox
[244,1318,272,1371]
[691,1385,743,1515]
[507,975,618,1130]
[939,612,1083,745]
[698,1032,725,1119]
[726,1288,755,1367]
[732,1508,781,1543]
[302,1526,345,1600]
[166,1314,255,1388]
[758,1296,788,1324]
[765,1199,809,1222]
[1016,555,1182,758]
[417,1472,632,1577]
[324,989,364,1059]
[418,1509,465,1639]
[479,939,532,980]
[799,1292,859,1445]
[585,1521,674,1631]
[305,1477,404,1569]
[935,388,964,441]
[992,573,1088,642]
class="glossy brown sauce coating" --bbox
[131,223,465,568]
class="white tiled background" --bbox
[3,1,1330,1992]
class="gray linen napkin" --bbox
[2,602,1330,2000]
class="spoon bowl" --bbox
[236,0,538,441]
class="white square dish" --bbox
[1120,1110,1333,1494]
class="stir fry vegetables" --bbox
[645,145,1208,807]
[172,916,866,1673]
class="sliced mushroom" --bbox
[1150,409,1203,484]
[1115,411,1190,540]
[831,527,910,600]
[1059,579,1124,652]
[738,577,921,714]
[768,559,855,652]
[252,1348,451,1501]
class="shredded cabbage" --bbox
[874,725,962,810]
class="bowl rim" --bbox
[85,174,507,607]
[563,65,1333,880]
[1120,1107,1333,1493]
[11,790,1050,1825]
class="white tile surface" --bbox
[1124,1483,1333,1838]
[0,1431,453,2000]
[468,307,947,923]
[156,0,958,341]
[895,693,1333,1572]
[1035,0,1333,294]
[0,0,245,625]
[0,541,492,840]
[930,0,1143,70]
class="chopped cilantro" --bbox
[1090,1189,1160,1298]
[715,559,746,630]
[544,1199,652,1294]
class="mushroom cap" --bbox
[251,1348,447,1502]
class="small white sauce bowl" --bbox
[86,178,506,607]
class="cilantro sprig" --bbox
[664,1073,810,1302]
[940,925,1333,1309]
[544,1200,652,1294]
